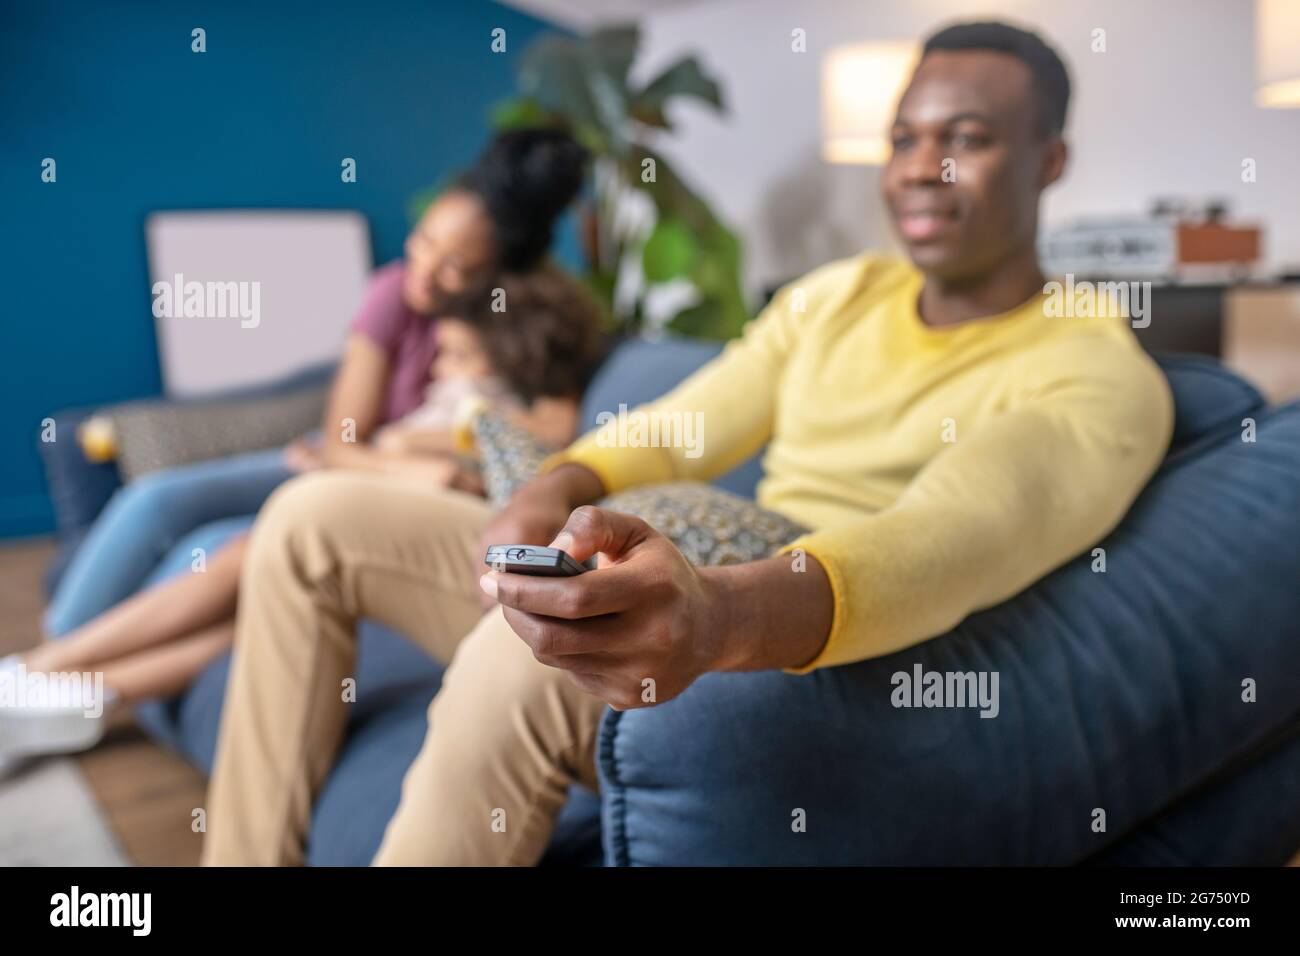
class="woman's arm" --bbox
[374,394,580,465]
[374,426,459,457]
[317,335,399,472]
[316,338,583,489]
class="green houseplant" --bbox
[492,24,749,340]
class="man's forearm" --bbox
[528,462,833,672]
[703,553,834,673]
[528,461,607,510]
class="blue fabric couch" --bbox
[41,339,1300,865]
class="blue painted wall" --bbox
[1,0,568,538]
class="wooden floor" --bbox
[0,538,205,866]
[2,536,1296,867]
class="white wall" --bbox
[634,0,1300,293]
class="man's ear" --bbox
[1040,136,1068,188]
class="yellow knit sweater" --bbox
[553,254,1174,672]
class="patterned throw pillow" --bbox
[471,410,807,566]
[473,409,555,507]
[107,385,327,482]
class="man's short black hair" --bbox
[922,21,1071,137]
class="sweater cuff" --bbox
[540,432,675,496]
[778,535,848,675]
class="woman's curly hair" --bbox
[463,265,609,404]
[458,128,589,271]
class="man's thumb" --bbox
[548,506,649,564]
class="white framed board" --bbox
[146,209,372,397]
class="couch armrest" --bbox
[98,361,335,482]
[102,386,324,482]
[39,362,337,593]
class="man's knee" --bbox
[243,472,359,580]
[448,609,547,681]
[429,609,605,797]
[436,610,595,731]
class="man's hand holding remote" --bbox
[476,463,606,608]
[480,494,835,709]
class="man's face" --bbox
[882,49,1065,283]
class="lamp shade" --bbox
[821,41,920,164]
[1257,0,1300,107]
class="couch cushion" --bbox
[1086,714,1300,866]
[1156,352,1264,451]
[599,401,1300,865]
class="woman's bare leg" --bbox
[97,622,236,702]
[26,534,249,674]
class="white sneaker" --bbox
[0,658,119,760]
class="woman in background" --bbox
[43,127,589,637]
[3,266,606,764]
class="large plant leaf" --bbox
[489,26,747,341]
[515,29,647,156]
[517,34,609,146]
[678,223,748,339]
[583,25,644,153]
[632,55,725,128]
[587,24,640,89]
[665,299,725,339]
[587,70,632,154]
[582,269,620,332]
[614,147,749,339]
[619,148,715,234]
[642,217,697,282]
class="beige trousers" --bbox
[199,471,607,866]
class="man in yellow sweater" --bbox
[203,21,1172,865]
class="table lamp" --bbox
[1257,0,1300,107]
[821,41,920,164]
